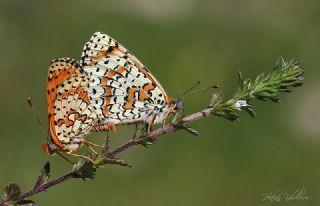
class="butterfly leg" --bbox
[162,119,167,129]
[162,113,172,129]
[147,114,157,134]
[132,122,145,139]
[65,151,95,163]
[162,106,176,128]
[81,139,104,148]
[88,145,98,155]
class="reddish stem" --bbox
[0,106,214,205]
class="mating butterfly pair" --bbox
[43,32,176,158]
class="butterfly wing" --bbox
[47,58,98,151]
[80,32,172,124]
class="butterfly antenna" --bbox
[178,81,218,101]
[27,97,48,137]
[178,81,200,100]
[56,151,74,165]
[187,85,219,96]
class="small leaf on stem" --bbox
[213,58,304,122]
[243,106,257,118]
[182,125,201,136]
[104,158,132,168]
[1,183,21,203]
[73,159,96,180]
[209,91,222,108]
[34,162,50,188]
[137,136,156,147]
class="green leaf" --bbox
[182,126,200,136]
[274,57,284,70]
[1,183,21,203]
[137,136,156,147]
[73,159,96,180]
[104,158,132,168]
[209,91,222,108]
[243,106,257,118]
[94,155,132,168]
[212,58,304,122]
[34,161,50,188]
[222,112,239,122]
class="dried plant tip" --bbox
[27,97,33,108]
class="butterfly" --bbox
[42,32,177,159]
[43,57,101,160]
[81,32,177,132]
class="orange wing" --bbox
[47,58,83,114]
[46,58,86,149]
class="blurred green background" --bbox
[0,0,319,205]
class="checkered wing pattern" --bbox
[46,58,98,151]
[80,32,173,125]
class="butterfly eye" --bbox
[48,142,57,155]
[173,99,182,111]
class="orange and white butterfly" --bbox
[43,58,100,158]
[81,32,176,131]
[43,32,176,157]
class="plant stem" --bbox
[0,172,75,206]
[0,58,304,205]
[106,106,213,159]
[106,139,139,159]
[0,106,215,206]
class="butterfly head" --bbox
[172,98,183,112]
[42,141,57,155]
